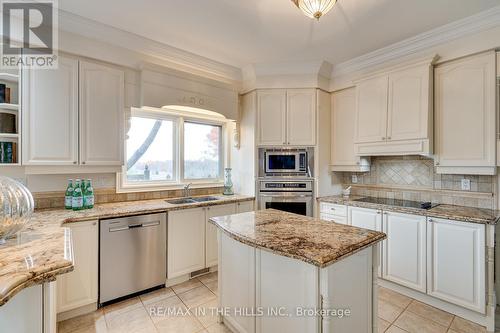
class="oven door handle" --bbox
[259,194,312,198]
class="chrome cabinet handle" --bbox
[382,137,386,140]
[387,137,391,140]
[73,161,77,164]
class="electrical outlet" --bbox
[351,175,358,184]
[461,179,471,191]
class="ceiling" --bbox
[59,0,500,68]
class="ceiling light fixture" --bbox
[292,0,337,20]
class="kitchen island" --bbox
[210,209,386,333]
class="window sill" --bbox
[115,173,224,193]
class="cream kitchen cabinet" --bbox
[348,206,382,277]
[382,212,426,293]
[427,217,485,313]
[434,51,496,175]
[319,202,348,225]
[79,60,124,165]
[57,220,98,314]
[22,55,79,165]
[22,55,125,166]
[256,89,316,146]
[168,207,206,279]
[354,61,433,156]
[331,88,370,172]
[236,200,254,213]
[206,204,237,268]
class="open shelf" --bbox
[0,103,19,110]
[0,73,19,82]
[0,133,18,139]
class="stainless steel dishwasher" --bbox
[99,213,166,304]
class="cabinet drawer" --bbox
[320,213,347,225]
[319,202,347,216]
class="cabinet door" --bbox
[22,55,79,165]
[57,220,98,313]
[168,207,206,279]
[382,212,426,292]
[348,206,382,277]
[286,89,316,146]
[427,218,485,313]
[237,200,254,213]
[320,213,347,225]
[256,90,286,146]
[331,88,359,166]
[0,285,43,333]
[387,65,431,141]
[355,76,388,143]
[348,206,382,231]
[434,52,496,168]
[79,60,124,165]
[206,204,236,267]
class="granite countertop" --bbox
[0,194,254,306]
[318,195,500,225]
[210,209,386,268]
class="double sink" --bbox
[166,196,220,205]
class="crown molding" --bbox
[56,9,242,84]
[331,5,500,78]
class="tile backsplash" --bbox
[336,156,496,209]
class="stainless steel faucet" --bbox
[183,183,192,198]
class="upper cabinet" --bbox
[257,89,316,146]
[22,55,79,165]
[330,88,370,172]
[354,61,433,156]
[79,61,124,166]
[22,55,125,166]
[434,51,496,175]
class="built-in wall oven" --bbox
[258,179,314,216]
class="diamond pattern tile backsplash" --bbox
[378,158,434,187]
[337,156,496,209]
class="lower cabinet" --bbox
[57,220,98,313]
[0,285,44,333]
[382,212,426,292]
[206,204,237,267]
[168,200,255,279]
[168,207,206,279]
[427,217,485,313]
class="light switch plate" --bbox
[461,179,471,191]
[351,175,358,184]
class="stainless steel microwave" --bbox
[265,151,307,174]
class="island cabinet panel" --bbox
[382,212,426,292]
[255,250,319,333]
[205,204,236,268]
[168,207,206,278]
[321,247,373,333]
[427,217,485,313]
[220,232,256,333]
[57,220,98,313]
[0,284,43,333]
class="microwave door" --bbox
[265,154,298,173]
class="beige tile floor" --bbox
[58,273,493,333]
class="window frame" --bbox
[117,107,228,193]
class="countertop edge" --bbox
[210,217,386,268]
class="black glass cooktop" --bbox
[353,197,438,210]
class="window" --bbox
[126,117,175,183]
[184,122,222,180]
[121,108,226,191]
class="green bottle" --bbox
[83,179,94,209]
[65,179,74,209]
[72,179,84,211]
